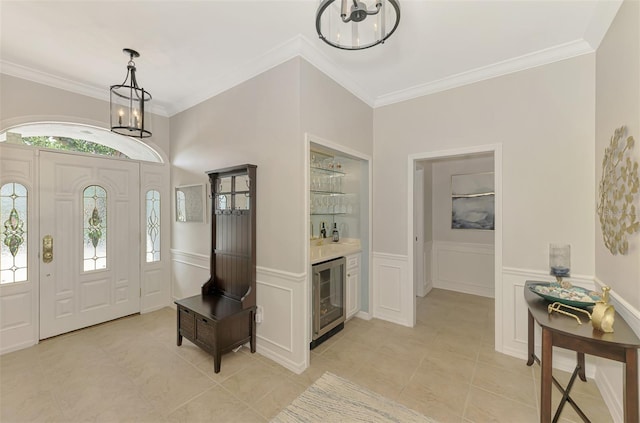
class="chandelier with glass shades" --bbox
[315,0,400,50]
[110,48,152,138]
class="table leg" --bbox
[624,348,638,423]
[577,352,586,382]
[541,327,553,423]
[527,309,535,366]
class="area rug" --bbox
[271,372,438,423]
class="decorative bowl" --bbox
[528,282,601,308]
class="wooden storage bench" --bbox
[175,294,256,373]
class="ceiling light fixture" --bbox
[110,48,152,138]
[316,0,400,50]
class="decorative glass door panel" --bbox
[83,185,107,271]
[145,190,160,263]
[0,182,28,284]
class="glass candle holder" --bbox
[549,243,571,278]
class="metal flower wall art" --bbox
[597,126,640,255]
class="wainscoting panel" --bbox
[433,241,494,298]
[373,253,411,327]
[0,282,35,354]
[256,267,307,374]
[141,267,169,313]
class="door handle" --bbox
[43,235,53,263]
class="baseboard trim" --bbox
[256,345,307,374]
[0,339,38,355]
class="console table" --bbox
[524,281,640,423]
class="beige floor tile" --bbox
[472,360,537,407]
[316,337,377,377]
[464,386,538,423]
[429,331,482,361]
[251,378,308,419]
[414,351,476,385]
[220,360,288,404]
[350,349,422,400]
[0,289,616,423]
[194,346,257,381]
[0,388,66,422]
[477,342,533,374]
[166,385,247,422]
[398,378,467,422]
[238,407,269,422]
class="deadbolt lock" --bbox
[43,235,53,263]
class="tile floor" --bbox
[0,289,613,422]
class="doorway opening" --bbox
[408,144,503,350]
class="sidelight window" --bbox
[0,183,28,284]
[83,185,107,271]
[145,190,160,262]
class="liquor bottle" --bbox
[320,222,327,238]
[332,223,339,242]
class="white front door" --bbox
[39,151,140,339]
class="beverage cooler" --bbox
[311,257,346,349]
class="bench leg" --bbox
[176,311,183,346]
[213,351,222,374]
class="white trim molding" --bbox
[372,252,411,327]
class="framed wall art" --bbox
[451,172,495,230]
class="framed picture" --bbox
[175,184,205,223]
[451,172,494,230]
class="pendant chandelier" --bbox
[110,48,152,138]
[315,0,400,50]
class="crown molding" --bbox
[373,39,595,108]
[167,35,375,115]
[0,60,170,117]
[1,35,601,117]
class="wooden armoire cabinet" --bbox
[175,164,257,373]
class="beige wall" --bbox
[595,0,640,310]
[300,60,373,156]
[595,2,640,414]
[0,74,171,158]
[170,58,303,274]
[373,54,596,277]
